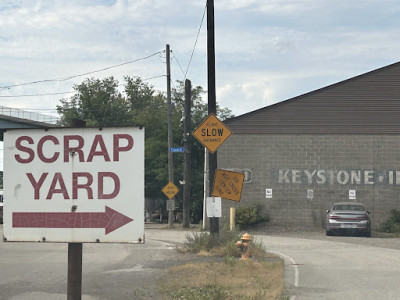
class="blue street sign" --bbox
[169,147,185,153]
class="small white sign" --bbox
[266,189,272,198]
[166,200,175,211]
[349,190,356,200]
[206,197,221,218]
[307,189,314,199]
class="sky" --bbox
[0,0,400,170]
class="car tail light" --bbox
[357,215,368,220]
[329,215,340,220]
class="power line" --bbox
[143,74,166,81]
[171,51,186,79]
[0,51,163,90]
[184,2,207,81]
[0,74,166,98]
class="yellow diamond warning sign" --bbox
[162,182,179,199]
[192,114,232,153]
[212,169,245,202]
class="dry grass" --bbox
[158,257,285,300]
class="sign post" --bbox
[3,127,145,299]
[193,113,232,235]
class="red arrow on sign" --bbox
[12,206,133,235]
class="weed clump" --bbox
[178,228,267,259]
[380,209,400,234]
[178,229,242,257]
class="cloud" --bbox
[1,0,400,116]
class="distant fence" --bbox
[0,105,59,125]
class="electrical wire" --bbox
[143,75,166,81]
[183,2,206,81]
[0,51,163,90]
[171,51,186,79]
[0,74,166,98]
[0,1,208,101]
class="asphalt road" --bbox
[2,225,400,299]
[0,225,191,300]
[256,234,400,300]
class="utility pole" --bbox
[207,0,219,235]
[166,44,174,226]
[183,79,191,228]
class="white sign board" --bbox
[3,127,144,243]
[166,200,175,211]
[349,190,356,200]
[266,189,272,198]
[206,197,221,218]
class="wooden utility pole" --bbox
[166,44,174,226]
[183,79,191,228]
[207,0,219,235]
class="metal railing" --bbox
[0,105,59,125]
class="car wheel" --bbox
[326,230,333,236]
[365,230,371,238]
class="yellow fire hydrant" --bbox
[236,232,252,260]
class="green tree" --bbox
[57,77,132,127]
[125,77,171,198]
[57,76,233,223]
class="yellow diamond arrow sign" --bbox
[192,114,232,153]
[162,182,179,199]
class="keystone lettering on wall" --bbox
[14,134,134,200]
[275,169,400,186]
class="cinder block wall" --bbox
[217,134,400,229]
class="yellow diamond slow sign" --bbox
[192,114,232,153]
[162,182,179,199]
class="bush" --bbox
[178,228,268,260]
[179,230,242,256]
[380,209,400,234]
[235,203,269,230]
[179,231,218,253]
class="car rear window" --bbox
[333,205,364,211]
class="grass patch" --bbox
[159,259,284,300]
[158,229,285,299]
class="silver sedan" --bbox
[326,202,371,237]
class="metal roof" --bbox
[225,62,400,134]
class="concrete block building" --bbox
[218,62,400,229]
